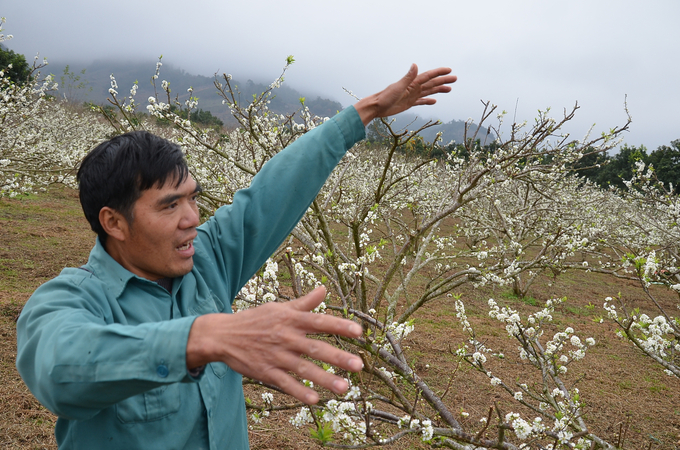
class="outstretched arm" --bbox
[188,65,457,406]
[354,64,457,126]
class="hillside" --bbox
[383,114,495,145]
[47,59,343,125]
[47,59,490,141]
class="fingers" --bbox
[421,79,456,96]
[273,288,364,403]
[402,63,419,86]
[267,357,350,404]
[288,285,327,311]
[415,84,453,105]
[274,371,321,404]
[415,68,456,98]
[414,67,456,89]
[303,310,363,338]
[415,67,455,85]
[288,286,363,338]
[298,335,363,373]
[273,342,359,404]
[405,68,456,107]
[413,98,438,107]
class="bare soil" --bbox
[1,187,679,449]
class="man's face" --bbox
[115,174,201,281]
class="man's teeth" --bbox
[177,241,193,251]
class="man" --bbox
[16,65,456,449]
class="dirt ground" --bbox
[1,187,679,449]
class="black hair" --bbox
[77,131,189,244]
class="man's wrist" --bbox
[186,314,219,370]
[354,94,380,126]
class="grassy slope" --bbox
[0,187,92,449]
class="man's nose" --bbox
[180,203,200,229]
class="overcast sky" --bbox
[3,0,679,151]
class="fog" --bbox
[3,0,679,150]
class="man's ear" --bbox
[99,207,129,242]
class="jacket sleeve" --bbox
[194,106,365,301]
[16,271,197,420]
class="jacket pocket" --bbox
[189,292,225,316]
[116,383,181,423]
[210,362,230,378]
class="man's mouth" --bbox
[177,240,194,251]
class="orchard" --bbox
[1,19,678,449]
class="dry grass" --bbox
[1,187,680,449]
[0,186,92,449]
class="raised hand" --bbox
[354,64,457,125]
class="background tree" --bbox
[0,44,30,85]
[58,65,92,103]
[174,106,224,129]
[647,139,680,189]
[592,143,647,189]
[567,145,608,182]
[0,23,108,197]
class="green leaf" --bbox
[310,422,334,443]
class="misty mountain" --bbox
[47,60,490,143]
[47,60,343,125]
[378,115,495,146]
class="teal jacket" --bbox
[16,107,365,449]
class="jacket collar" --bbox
[85,237,154,299]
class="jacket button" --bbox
[157,364,169,378]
